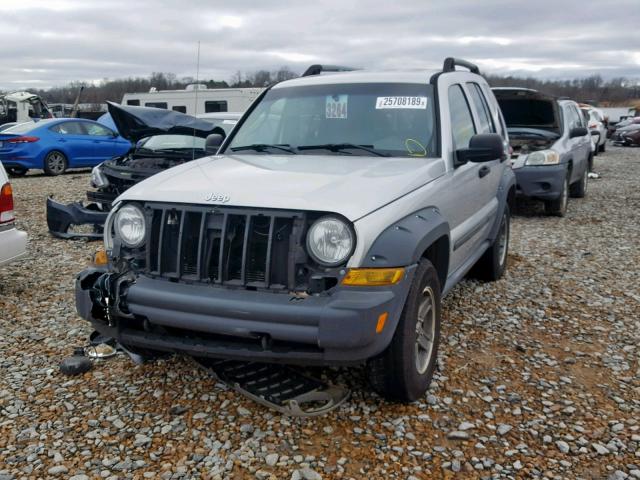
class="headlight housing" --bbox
[91,164,109,188]
[114,204,146,248]
[525,150,560,166]
[306,216,354,267]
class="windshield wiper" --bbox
[230,143,297,154]
[297,143,389,157]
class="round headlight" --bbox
[306,217,354,267]
[114,205,146,248]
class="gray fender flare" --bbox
[361,207,450,287]
[487,166,516,241]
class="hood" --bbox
[117,154,445,221]
[493,88,561,134]
[107,101,217,142]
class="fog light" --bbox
[342,268,405,286]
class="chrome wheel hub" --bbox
[415,286,436,374]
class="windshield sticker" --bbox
[376,96,427,109]
[326,95,348,119]
[222,119,238,125]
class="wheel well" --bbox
[421,235,449,292]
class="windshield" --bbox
[227,83,437,157]
[497,98,558,130]
[137,134,205,151]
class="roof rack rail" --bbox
[302,64,357,77]
[443,57,480,74]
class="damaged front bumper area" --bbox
[46,196,107,240]
[75,266,416,366]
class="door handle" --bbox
[58,138,66,142]
[479,166,491,178]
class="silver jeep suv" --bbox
[76,58,515,401]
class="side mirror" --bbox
[456,133,505,165]
[205,133,224,153]
[569,127,588,138]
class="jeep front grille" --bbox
[144,204,305,290]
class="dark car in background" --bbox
[46,102,239,239]
[611,117,640,146]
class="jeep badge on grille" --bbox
[205,193,230,203]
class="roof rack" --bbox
[442,57,480,75]
[302,64,357,77]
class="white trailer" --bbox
[121,85,263,115]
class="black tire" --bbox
[570,167,588,198]
[544,175,569,217]
[472,204,510,281]
[6,167,28,177]
[588,154,594,173]
[368,258,442,402]
[43,150,68,176]
[598,142,605,153]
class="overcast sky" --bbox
[1,0,639,90]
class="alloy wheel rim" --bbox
[583,170,588,193]
[48,153,65,173]
[497,213,509,267]
[415,286,436,374]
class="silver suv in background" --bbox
[76,58,515,401]
[493,88,591,216]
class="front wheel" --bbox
[544,176,569,217]
[368,258,442,402]
[43,151,68,176]
[472,204,510,281]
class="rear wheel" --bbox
[368,258,441,402]
[598,141,605,153]
[7,167,28,177]
[593,136,599,156]
[472,204,510,281]
[43,151,67,176]
[544,176,569,217]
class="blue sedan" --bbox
[0,118,131,176]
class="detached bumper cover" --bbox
[514,164,568,200]
[75,266,416,365]
[46,196,107,240]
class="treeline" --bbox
[23,67,298,105]
[486,74,640,106]
[8,68,640,107]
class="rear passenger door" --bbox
[565,104,590,182]
[49,121,94,166]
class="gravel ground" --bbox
[0,146,638,480]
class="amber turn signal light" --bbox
[342,268,405,286]
[94,249,108,266]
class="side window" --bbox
[85,123,113,136]
[172,106,186,113]
[448,85,476,149]
[126,99,140,106]
[466,83,495,133]
[50,121,86,135]
[145,102,168,109]
[205,100,228,113]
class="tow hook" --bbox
[91,271,135,326]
